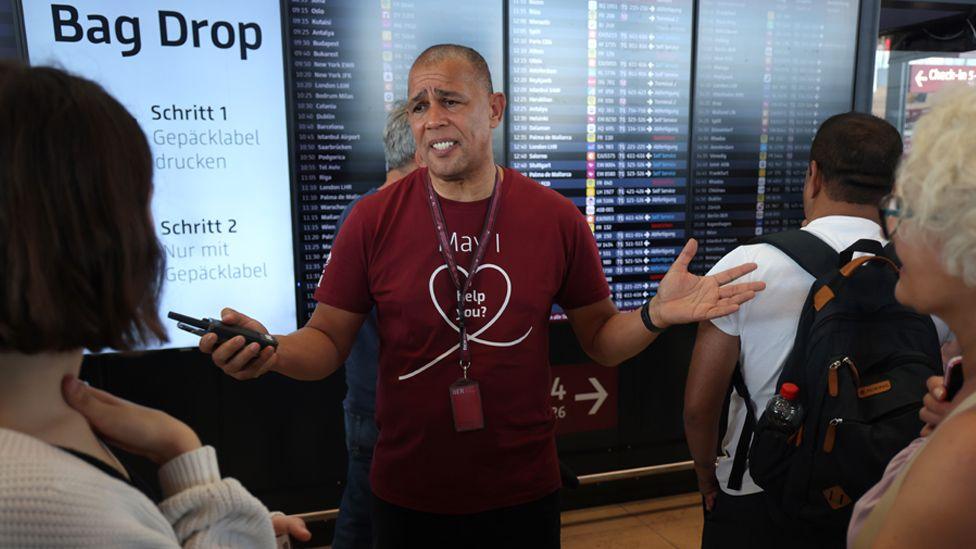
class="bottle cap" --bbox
[781,383,799,401]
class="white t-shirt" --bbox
[706,215,951,495]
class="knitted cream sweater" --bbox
[0,428,275,547]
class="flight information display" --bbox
[0,0,18,59]
[509,0,694,311]
[509,0,858,311]
[286,0,504,320]
[690,0,860,269]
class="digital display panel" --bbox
[509,0,859,311]
[509,0,694,312]
[21,0,298,349]
[286,0,504,320]
[0,0,19,59]
[690,0,860,269]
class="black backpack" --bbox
[727,230,942,546]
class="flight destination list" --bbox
[0,0,18,60]
[509,0,693,311]
[691,0,859,269]
[286,0,502,319]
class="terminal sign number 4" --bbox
[551,377,609,416]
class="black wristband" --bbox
[640,299,666,333]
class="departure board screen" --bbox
[509,0,694,312]
[691,0,859,269]
[509,0,858,312]
[286,0,504,320]
[0,0,18,60]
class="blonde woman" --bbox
[849,85,976,547]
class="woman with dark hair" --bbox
[0,63,290,546]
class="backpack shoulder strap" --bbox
[726,231,834,490]
[727,364,757,491]
[883,241,903,268]
[750,230,838,279]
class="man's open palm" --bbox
[653,239,765,327]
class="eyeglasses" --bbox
[879,194,912,240]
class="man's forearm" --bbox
[271,326,344,381]
[585,308,658,366]
[685,409,721,474]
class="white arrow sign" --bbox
[575,377,608,415]
[915,70,927,88]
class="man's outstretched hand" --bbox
[650,239,765,328]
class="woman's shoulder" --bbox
[869,405,976,546]
[918,404,976,465]
[0,427,152,499]
[0,428,174,543]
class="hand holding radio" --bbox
[172,309,280,380]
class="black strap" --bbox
[750,230,838,280]
[730,230,830,490]
[883,241,902,267]
[57,446,160,503]
[838,238,885,266]
[727,364,757,490]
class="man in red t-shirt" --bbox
[200,44,764,548]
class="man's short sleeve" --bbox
[705,246,754,337]
[554,212,611,310]
[313,202,373,314]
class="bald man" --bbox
[200,44,764,547]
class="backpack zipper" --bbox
[822,402,922,454]
[826,353,935,398]
[827,357,859,397]
[823,418,842,453]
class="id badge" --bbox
[449,378,484,432]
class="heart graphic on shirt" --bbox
[397,263,533,381]
[429,263,508,339]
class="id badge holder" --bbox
[449,377,484,432]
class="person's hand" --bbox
[649,239,766,328]
[271,514,311,542]
[920,375,953,437]
[941,339,962,368]
[695,463,720,512]
[61,376,202,465]
[198,308,278,380]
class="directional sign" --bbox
[910,64,976,94]
[574,377,608,415]
[550,362,618,435]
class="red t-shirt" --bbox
[315,167,610,513]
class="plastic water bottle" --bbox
[765,382,804,434]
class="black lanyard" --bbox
[423,167,502,379]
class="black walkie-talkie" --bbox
[167,311,279,349]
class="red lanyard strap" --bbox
[423,168,502,376]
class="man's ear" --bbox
[488,92,506,129]
[807,160,824,198]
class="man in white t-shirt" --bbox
[683,112,951,548]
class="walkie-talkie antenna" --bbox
[167,311,207,330]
